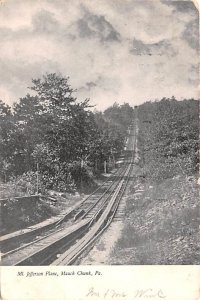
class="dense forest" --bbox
[0,73,199,197]
[0,73,133,195]
[111,97,199,265]
[1,74,199,246]
[137,98,199,182]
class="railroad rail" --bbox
[1,121,137,266]
[52,162,133,265]
[1,162,128,254]
[1,159,132,265]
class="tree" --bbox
[26,73,99,189]
[29,73,76,118]
[0,73,135,192]
[0,100,15,181]
[138,97,199,181]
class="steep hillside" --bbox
[109,98,199,264]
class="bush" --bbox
[9,171,40,195]
[138,98,199,182]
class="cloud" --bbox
[32,9,59,34]
[79,81,97,91]
[76,8,120,43]
[130,38,177,57]
[0,57,60,105]
[161,0,197,14]
[182,18,199,50]
[0,0,199,110]
[160,1,199,51]
[188,64,199,84]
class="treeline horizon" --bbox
[0,72,199,195]
[0,73,134,194]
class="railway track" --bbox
[1,122,136,266]
[1,162,128,255]
[1,159,132,266]
[52,162,133,265]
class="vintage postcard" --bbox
[0,0,199,299]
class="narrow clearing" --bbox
[79,166,138,265]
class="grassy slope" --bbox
[109,166,199,264]
[109,100,199,264]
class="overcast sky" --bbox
[0,0,199,110]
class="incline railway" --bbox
[1,120,137,266]
[1,165,129,253]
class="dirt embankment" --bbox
[109,173,199,264]
[0,173,113,236]
[0,192,83,235]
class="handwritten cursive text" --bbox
[86,287,127,299]
[135,289,166,298]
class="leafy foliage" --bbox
[0,74,132,193]
[137,97,199,182]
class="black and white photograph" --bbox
[0,0,199,271]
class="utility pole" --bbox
[95,159,98,172]
[104,160,107,174]
[80,158,84,193]
[36,162,39,195]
